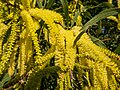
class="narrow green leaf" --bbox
[83,8,120,32]
[46,0,54,9]
[73,8,120,47]
[85,2,114,11]
[89,35,106,48]
[97,21,102,36]
[0,82,3,89]
[2,73,11,84]
[96,2,114,8]
[114,44,120,54]
[71,11,80,27]
[36,0,43,8]
[60,0,69,24]
[73,30,85,46]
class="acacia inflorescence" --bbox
[0,0,120,90]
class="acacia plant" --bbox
[0,0,120,90]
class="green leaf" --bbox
[97,21,102,36]
[89,35,106,48]
[73,30,85,46]
[60,0,69,25]
[114,44,120,54]
[85,2,114,11]
[1,73,11,84]
[0,82,3,89]
[96,2,114,8]
[36,0,43,8]
[46,0,54,9]
[71,11,80,27]
[73,8,120,47]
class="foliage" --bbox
[0,0,120,90]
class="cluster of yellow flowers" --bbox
[75,28,120,89]
[29,8,63,45]
[13,2,120,88]
[0,22,8,55]
[21,10,42,62]
[0,23,19,74]
[8,42,19,76]
[0,0,120,89]
[27,7,77,89]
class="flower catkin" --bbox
[76,31,120,89]
[20,10,42,61]
[0,24,18,74]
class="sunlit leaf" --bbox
[71,11,80,27]
[60,0,69,25]
[89,35,106,48]
[73,8,120,46]
[0,82,3,89]
[36,0,43,8]
[114,44,120,54]
[85,2,114,11]
[46,0,54,9]
[2,73,11,84]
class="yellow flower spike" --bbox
[64,72,71,89]
[29,8,63,45]
[8,43,19,76]
[75,31,120,89]
[63,30,76,70]
[0,23,18,74]
[0,22,8,37]
[19,29,26,76]
[33,19,40,31]
[29,8,64,45]
[93,67,102,90]
[100,48,120,61]
[0,22,8,55]
[29,8,63,25]
[55,50,65,71]
[58,72,65,90]
[36,53,55,69]
[49,23,60,45]
[0,39,2,56]
[54,26,75,89]
[64,48,76,70]
[20,24,33,65]
[21,10,42,62]
[76,15,82,26]
[95,63,108,89]
[64,30,74,47]
[109,75,117,90]
[49,24,66,71]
